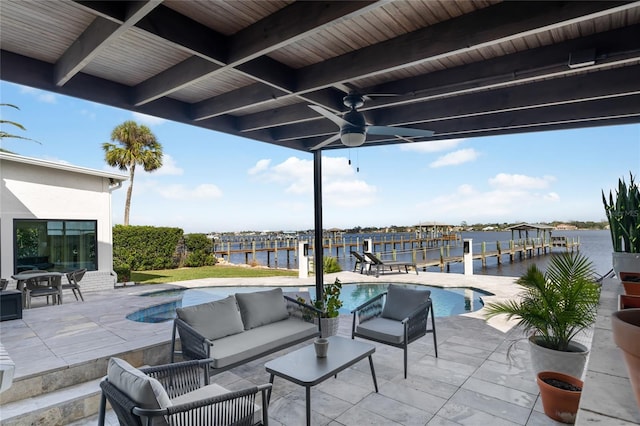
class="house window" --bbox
[14,219,97,273]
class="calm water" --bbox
[127,283,490,323]
[220,230,613,278]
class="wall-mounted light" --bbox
[568,49,596,69]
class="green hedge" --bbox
[183,233,217,267]
[113,225,183,271]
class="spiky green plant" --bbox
[602,172,640,253]
[484,252,600,352]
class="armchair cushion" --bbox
[170,383,229,405]
[107,358,172,410]
[382,284,431,321]
[235,288,289,330]
[171,383,261,425]
[176,295,244,341]
[356,317,405,344]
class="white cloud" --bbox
[132,112,166,126]
[429,148,479,168]
[400,138,466,153]
[545,192,560,201]
[248,159,271,175]
[154,154,183,176]
[156,183,222,200]
[415,174,561,223]
[79,109,96,120]
[489,173,556,189]
[250,155,377,208]
[20,86,56,103]
[325,179,377,207]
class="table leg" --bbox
[368,355,378,392]
[53,276,62,305]
[267,373,274,403]
[305,386,311,426]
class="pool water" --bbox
[127,283,492,323]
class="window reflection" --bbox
[14,219,97,273]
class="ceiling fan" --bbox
[308,92,435,150]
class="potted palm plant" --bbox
[602,172,640,276]
[484,252,601,380]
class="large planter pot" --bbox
[315,317,339,338]
[529,336,589,380]
[621,272,640,296]
[613,252,640,277]
[537,371,583,424]
[619,294,640,310]
[611,309,640,409]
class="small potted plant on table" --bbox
[311,278,343,338]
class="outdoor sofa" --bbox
[171,288,322,375]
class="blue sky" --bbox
[1,81,639,233]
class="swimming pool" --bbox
[127,283,493,323]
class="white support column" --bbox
[298,241,309,279]
[463,238,473,276]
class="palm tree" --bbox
[103,121,163,225]
[1,103,40,151]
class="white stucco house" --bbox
[0,152,127,292]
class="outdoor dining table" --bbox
[11,271,65,307]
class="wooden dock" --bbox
[213,235,460,267]
[212,234,580,270]
[413,238,580,271]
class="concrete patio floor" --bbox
[1,270,634,425]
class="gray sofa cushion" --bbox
[176,295,244,340]
[208,318,318,368]
[382,284,431,321]
[107,357,172,410]
[235,288,289,330]
[356,317,405,344]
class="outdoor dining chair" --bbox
[351,283,437,378]
[19,270,60,309]
[99,357,271,426]
[63,268,86,301]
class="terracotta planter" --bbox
[619,295,640,310]
[537,371,583,424]
[611,309,640,409]
[621,272,640,296]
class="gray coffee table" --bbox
[265,335,378,426]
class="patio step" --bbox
[0,340,172,424]
[0,377,102,426]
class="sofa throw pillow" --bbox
[381,284,431,321]
[235,288,289,330]
[176,295,244,340]
[107,357,172,410]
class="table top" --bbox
[11,271,64,281]
[264,336,375,386]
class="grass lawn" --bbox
[131,265,297,284]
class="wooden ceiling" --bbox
[2,0,640,152]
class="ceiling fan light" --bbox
[341,132,366,147]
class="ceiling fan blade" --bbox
[308,105,350,127]
[367,125,434,138]
[310,133,340,150]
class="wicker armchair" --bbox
[98,358,271,426]
[351,284,437,378]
